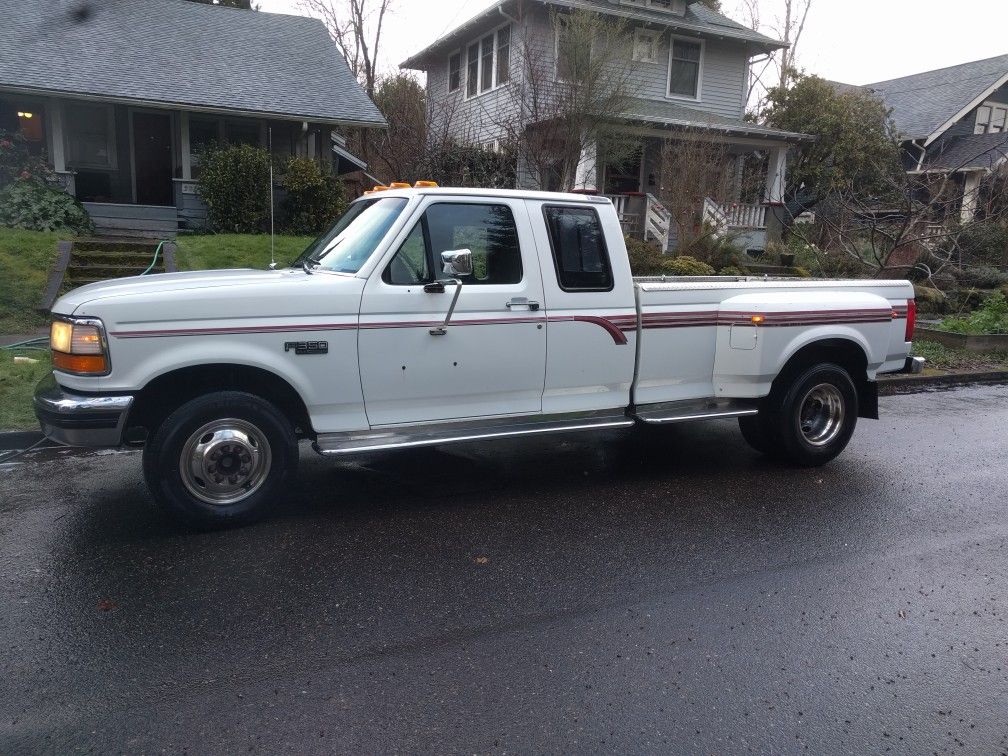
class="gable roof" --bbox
[0,0,386,128]
[860,54,1008,144]
[623,97,812,142]
[402,0,783,70]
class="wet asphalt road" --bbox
[1,386,1007,754]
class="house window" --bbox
[465,26,511,98]
[448,51,462,93]
[496,26,511,86]
[976,102,1008,134]
[466,42,479,97]
[668,37,702,99]
[480,35,494,92]
[556,17,591,83]
[226,120,260,146]
[633,29,661,63]
[65,102,116,170]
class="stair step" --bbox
[73,238,163,254]
[69,263,161,273]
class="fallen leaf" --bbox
[97,599,116,612]
[475,556,489,565]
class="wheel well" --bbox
[770,338,877,419]
[126,364,314,440]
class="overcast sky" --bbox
[258,0,1008,86]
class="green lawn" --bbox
[0,228,315,335]
[911,339,1008,373]
[0,349,50,431]
[0,228,62,334]
[175,233,314,271]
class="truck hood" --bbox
[54,268,325,313]
[53,268,367,333]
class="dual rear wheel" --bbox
[739,362,860,467]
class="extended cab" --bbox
[35,186,923,525]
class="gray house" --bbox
[402,0,812,251]
[0,0,385,236]
[849,55,1008,225]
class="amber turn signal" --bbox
[52,352,108,374]
[750,315,765,325]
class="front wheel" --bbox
[768,363,859,467]
[143,391,299,527]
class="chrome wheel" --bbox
[798,383,845,447]
[179,418,272,505]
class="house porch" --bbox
[1,92,355,238]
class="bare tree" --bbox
[657,134,734,248]
[494,8,640,192]
[786,134,1008,292]
[297,0,391,98]
[774,0,812,90]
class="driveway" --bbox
[1,386,1006,753]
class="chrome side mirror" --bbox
[441,249,473,277]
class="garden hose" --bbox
[1,337,48,351]
[141,240,166,276]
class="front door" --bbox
[132,112,173,206]
[359,198,547,426]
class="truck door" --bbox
[358,197,547,426]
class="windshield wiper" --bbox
[302,259,318,275]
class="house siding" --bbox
[419,3,753,145]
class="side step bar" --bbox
[314,399,760,456]
[633,398,759,425]
[315,412,634,455]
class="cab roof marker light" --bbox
[414,181,439,188]
[389,182,412,189]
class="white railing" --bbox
[722,202,767,229]
[644,193,671,250]
[702,197,728,238]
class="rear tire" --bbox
[143,391,299,528]
[768,362,858,467]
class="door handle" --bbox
[505,298,540,311]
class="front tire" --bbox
[768,363,859,467]
[143,391,299,527]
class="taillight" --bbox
[905,298,916,342]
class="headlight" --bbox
[50,317,110,375]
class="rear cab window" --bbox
[542,206,614,292]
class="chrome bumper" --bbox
[33,373,134,447]
[902,356,926,374]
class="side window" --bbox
[425,203,522,285]
[543,206,614,292]
[383,221,431,285]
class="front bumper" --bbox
[33,373,134,447]
[902,356,926,374]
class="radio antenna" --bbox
[268,126,276,270]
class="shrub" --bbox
[792,265,813,278]
[197,144,272,233]
[0,180,92,234]
[952,265,1008,289]
[954,222,1008,266]
[940,292,1008,334]
[0,131,55,189]
[677,226,744,270]
[664,255,716,276]
[625,235,667,275]
[914,285,949,315]
[280,157,347,236]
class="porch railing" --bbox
[702,198,729,238]
[644,194,671,250]
[703,199,767,236]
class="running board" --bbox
[314,412,634,455]
[633,398,759,425]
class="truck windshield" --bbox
[293,197,408,274]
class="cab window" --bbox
[383,202,522,285]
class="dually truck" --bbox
[35,186,923,526]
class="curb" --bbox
[878,370,1008,395]
[0,430,44,452]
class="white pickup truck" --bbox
[35,186,922,525]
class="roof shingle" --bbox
[0,0,385,127]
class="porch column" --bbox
[764,146,787,205]
[573,140,597,192]
[179,111,192,180]
[46,98,74,196]
[961,171,982,224]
